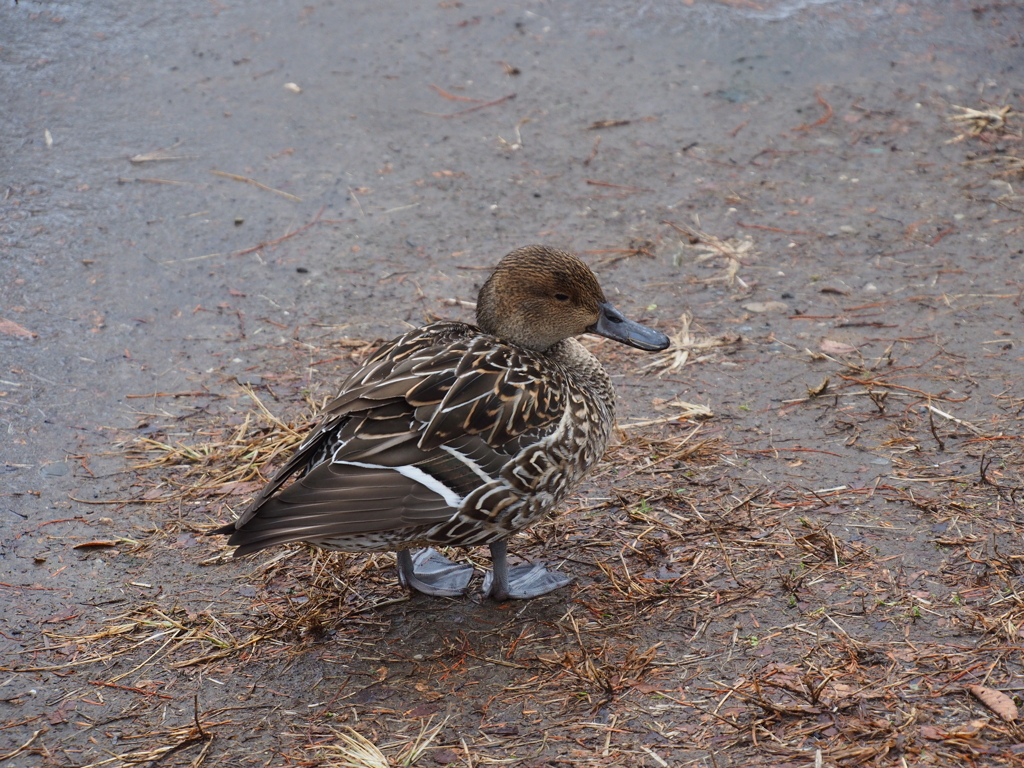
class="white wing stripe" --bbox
[333,460,465,509]
[441,445,495,485]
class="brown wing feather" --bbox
[225,464,455,556]
[218,322,567,554]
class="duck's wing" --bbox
[218,326,566,555]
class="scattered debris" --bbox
[665,220,754,290]
[807,376,830,397]
[129,141,195,163]
[967,684,1019,722]
[819,338,858,356]
[210,169,302,202]
[641,312,740,376]
[741,300,789,314]
[948,104,1015,137]
[0,318,37,339]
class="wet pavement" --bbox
[2,0,1023,765]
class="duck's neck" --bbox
[547,338,615,411]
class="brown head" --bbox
[476,245,671,353]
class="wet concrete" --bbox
[4,0,1019,474]
[2,0,1023,764]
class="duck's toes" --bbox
[397,548,475,597]
[482,562,572,601]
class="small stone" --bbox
[838,225,858,234]
[41,462,69,478]
[742,301,790,314]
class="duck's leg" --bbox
[482,539,572,600]
[396,548,474,597]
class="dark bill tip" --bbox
[589,302,671,352]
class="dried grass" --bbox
[640,311,741,378]
[16,320,1023,768]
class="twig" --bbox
[583,135,601,165]
[736,221,823,237]
[429,84,482,102]
[68,494,163,505]
[728,120,749,137]
[117,177,192,186]
[837,375,970,403]
[929,225,956,246]
[348,188,365,219]
[125,391,210,399]
[663,220,754,267]
[585,179,653,193]
[979,454,1023,497]
[157,205,325,266]
[190,733,215,768]
[926,401,946,451]
[0,729,44,761]
[424,92,516,118]
[948,104,1014,135]
[233,205,326,258]
[792,90,834,132]
[129,142,194,163]
[210,170,302,202]
[193,693,207,739]
[923,403,984,435]
[711,525,744,587]
[89,680,174,699]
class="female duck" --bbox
[215,245,669,600]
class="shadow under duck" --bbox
[214,245,670,600]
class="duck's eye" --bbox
[554,293,570,302]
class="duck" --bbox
[214,245,670,600]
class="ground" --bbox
[2,0,1023,766]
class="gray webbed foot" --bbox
[397,548,474,597]
[483,540,572,600]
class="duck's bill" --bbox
[589,302,671,351]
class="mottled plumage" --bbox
[215,245,670,600]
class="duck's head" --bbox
[476,245,671,353]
